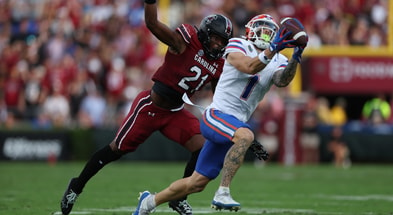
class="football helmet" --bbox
[245,14,279,50]
[198,14,233,60]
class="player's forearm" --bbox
[248,49,275,74]
[144,2,158,28]
[144,2,182,51]
[273,58,297,87]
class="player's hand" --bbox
[250,140,269,161]
[269,28,296,53]
[292,46,305,63]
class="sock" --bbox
[183,149,201,178]
[73,145,122,193]
[146,194,157,209]
[217,186,230,194]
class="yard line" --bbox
[52,206,343,214]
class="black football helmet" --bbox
[198,14,233,60]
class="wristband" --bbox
[145,0,156,4]
[258,51,271,65]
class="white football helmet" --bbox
[244,14,279,50]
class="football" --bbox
[279,17,308,47]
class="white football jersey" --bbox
[208,38,288,122]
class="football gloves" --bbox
[292,46,305,63]
[250,140,269,161]
[269,28,295,53]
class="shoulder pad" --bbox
[176,24,197,44]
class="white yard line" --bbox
[52,206,341,214]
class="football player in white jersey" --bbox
[132,14,307,215]
[204,14,307,211]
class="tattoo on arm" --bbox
[273,58,298,87]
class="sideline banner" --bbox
[306,57,393,93]
[0,131,70,161]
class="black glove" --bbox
[250,140,269,161]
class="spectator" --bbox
[316,97,332,125]
[3,64,25,120]
[330,97,347,126]
[0,93,9,127]
[300,93,320,163]
[68,69,89,120]
[0,0,389,129]
[105,57,127,106]
[327,126,351,168]
[389,94,393,123]
[77,82,107,128]
[362,94,391,125]
[254,89,285,165]
[41,85,71,127]
[24,66,47,120]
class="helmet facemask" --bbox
[245,15,279,50]
[202,33,228,60]
[198,14,233,60]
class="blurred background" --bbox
[0,0,392,166]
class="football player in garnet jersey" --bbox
[132,14,308,214]
[60,1,233,215]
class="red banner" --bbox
[307,57,393,93]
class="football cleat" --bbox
[169,199,193,215]
[133,191,155,215]
[60,177,80,215]
[211,192,241,212]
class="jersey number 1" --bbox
[241,75,259,100]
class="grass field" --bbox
[1,161,392,215]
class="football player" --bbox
[60,1,233,215]
[132,14,307,214]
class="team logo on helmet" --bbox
[205,15,216,25]
[225,19,232,36]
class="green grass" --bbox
[1,161,393,215]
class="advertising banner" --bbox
[0,131,70,161]
[307,57,393,93]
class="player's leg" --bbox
[61,90,157,215]
[168,147,200,215]
[201,109,251,211]
[133,139,226,215]
[133,172,210,215]
[60,142,123,214]
[212,127,254,212]
[161,109,204,215]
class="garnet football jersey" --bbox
[152,24,224,97]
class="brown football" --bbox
[280,17,308,47]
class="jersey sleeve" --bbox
[225,38,247,56]
[275,53,289,71]
[176,24,197,44]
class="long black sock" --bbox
[179,149,201,200]
[73,145,122,193]
[183,149,201,178]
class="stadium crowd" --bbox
[0,0,389,129]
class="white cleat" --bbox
[133,191,155,215]
[211,192,241,212]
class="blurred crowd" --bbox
[0,0,389,129]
